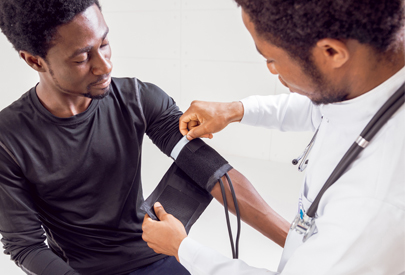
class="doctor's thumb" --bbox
[187,127,213,140]
[186,128,197,140]
[153,202,168,220]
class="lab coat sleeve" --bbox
[281,198,405,275]
[240,93,321,132]
[179,237,278,275]
[178,198,405,275]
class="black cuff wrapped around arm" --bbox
[174,138,232,193]
[141,138,232,232]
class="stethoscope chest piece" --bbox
[290,213,317,242]
[290,83,405,243]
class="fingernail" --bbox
[155,202,161,207]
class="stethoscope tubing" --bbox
[307,83,405,218]
[361,83,405,139]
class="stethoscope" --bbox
[292,118,322,172]
[290,83,405,242]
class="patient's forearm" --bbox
[210,168,289,247]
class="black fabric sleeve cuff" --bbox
[174,138,232,193]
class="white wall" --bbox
[0,38,39,110]
[0,0,313,163]
[0,0,313,273]
[100,0,314,163]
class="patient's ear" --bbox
[314,38,350,69]
[19,51,47,72]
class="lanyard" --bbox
[291,82,405,242]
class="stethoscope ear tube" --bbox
[360,83,405,140]
[306,83,405,218]
[306,142,363,217]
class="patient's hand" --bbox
[142,202,187,262]
[179,100,244,140]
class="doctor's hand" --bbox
[179,100,244,140]
[142,202,187,262]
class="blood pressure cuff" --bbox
[141,163,213,233]
[141,137,232,232]
[174,138,232,192]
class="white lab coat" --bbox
[178,66,405,275]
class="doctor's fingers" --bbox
[180,113,224,140]
[179,112,205,138]
[153,202,170,220]
[179,101,218,135]
[187,123,215,140]
[181,100,244,140]
[179,117,214,140]
[141,213,154,234]
[141,214,162,248]
[142,212,187,257]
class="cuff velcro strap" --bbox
[174,138,232,192]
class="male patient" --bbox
[0,1,288,274]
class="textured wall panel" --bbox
[104,11,181,59]
[100,0,180,12]
[181,10,262,63]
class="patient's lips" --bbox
[92,77,111,89]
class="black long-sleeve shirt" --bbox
[0,78,184,275]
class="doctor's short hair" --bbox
[235,0,404,63]
[0,0,101,59]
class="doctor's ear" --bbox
[314,38,350,69]
[19,51,47,73]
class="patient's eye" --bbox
[74,54,89,64]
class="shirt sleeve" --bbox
[0,144,79,275]
[179,237,278,275]
[136,80,183,156]
[240,93,321,132]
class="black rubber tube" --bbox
[219,178,236,259]
[306,84,404,218]
[226,173,241,259]
[360,83,405,138]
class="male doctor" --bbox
[142,0,405,274]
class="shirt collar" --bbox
[320,66,405,124]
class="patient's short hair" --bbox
[0,0,101,58]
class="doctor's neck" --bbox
[348,36,404,99]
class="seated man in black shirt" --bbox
[0,1,289,274]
